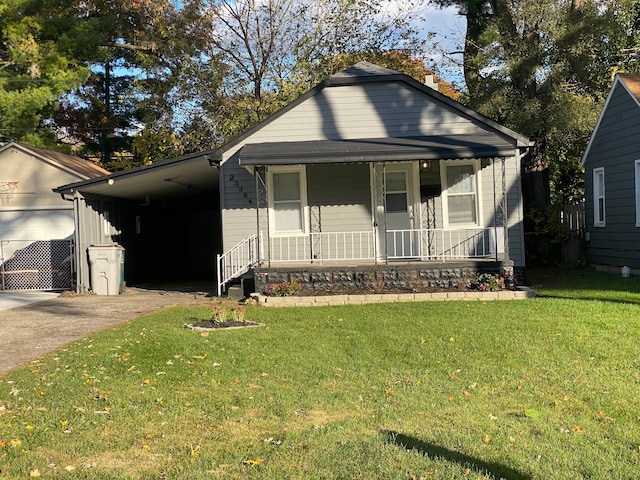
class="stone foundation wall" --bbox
[253,261,514,294]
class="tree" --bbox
[48,0,215,169]
[431,0,637,205]
[0,0,91,146]
[201,0,428,139]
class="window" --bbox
[636,161,640,227]
[269,166,307,233]
[385,171,409,213]
[593,167,605,227]
[441,160,480,227]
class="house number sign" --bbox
[228,174,252,204]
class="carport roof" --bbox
[54,151,219,201]
[239,134,517,166]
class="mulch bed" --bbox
[188,319,260,329]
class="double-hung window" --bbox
[269,166,307,234]
[593,167,605,227]
[441,160,481,227]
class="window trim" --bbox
[267,165,308,235]
[440,159,482,229]
[593,167,605,228]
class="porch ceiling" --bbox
[239,134,516,166]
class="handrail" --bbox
[217,234,260,296]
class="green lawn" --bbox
[2,268,640,479]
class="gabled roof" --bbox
[619,73,640,103]
[209,61,530,165]
[0,142,110,179]
[54,62,530,200]
[581,73,640,165]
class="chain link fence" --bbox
[0,240,73,291]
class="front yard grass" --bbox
[2,268,640,479]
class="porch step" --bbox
[225,277,256,299]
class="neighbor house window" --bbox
[593,167,605,227]
[269,166,307,233]
[441,160,481,227]
[635,161,640,227]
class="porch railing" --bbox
[216,233,261,296]
[269,231,375,264]
[267,228,503,263]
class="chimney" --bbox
[424,74,438,91]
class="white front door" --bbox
[384,163,419,258]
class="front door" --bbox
[384,163,419,258]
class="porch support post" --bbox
[491,157,498,262]
[382,161,388,264]
[501,156,509,262]
[491,156,509,263]
[255,166,270,267]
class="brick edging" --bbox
[251,287,535,307]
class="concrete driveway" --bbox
[0,286,213,375]
[0,291,61,312]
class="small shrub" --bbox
[370,270,385,294]
[210,299,245,323]
[473,271,519,292]
[265,278,304,296]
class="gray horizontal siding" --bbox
[220,156,258,251]
[584,82,640,268]
[307,164,372,232]
[221,83,509,163]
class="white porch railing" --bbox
[267,228,504,263]
[217,228,505,294]
[217,233,261,296]
[268,231,376,263]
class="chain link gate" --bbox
[0,240,73,291]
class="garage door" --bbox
[0,208,74,241]
[0,209,75,291]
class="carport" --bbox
[54,151,220,293]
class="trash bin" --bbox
[88,244,125,295]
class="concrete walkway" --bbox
[0,287,212,375]
[0,291,61,312]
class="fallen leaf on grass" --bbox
[243,458,264,466]
[572,426,585,434]
[29,469,41,477]
[189,444,200,457]
[524,409,540,419]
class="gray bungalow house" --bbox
[581,73,640,272]
[55,62,530,295]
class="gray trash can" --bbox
[88,244,125,295]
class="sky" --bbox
[415,4,467,86]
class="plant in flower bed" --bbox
[264,278,304,296]
[188,299,256,329]
[472,271,518,291]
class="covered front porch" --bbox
[217,146,518,296]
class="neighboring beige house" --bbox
[0,142,108,290]
[0,142,108,241]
